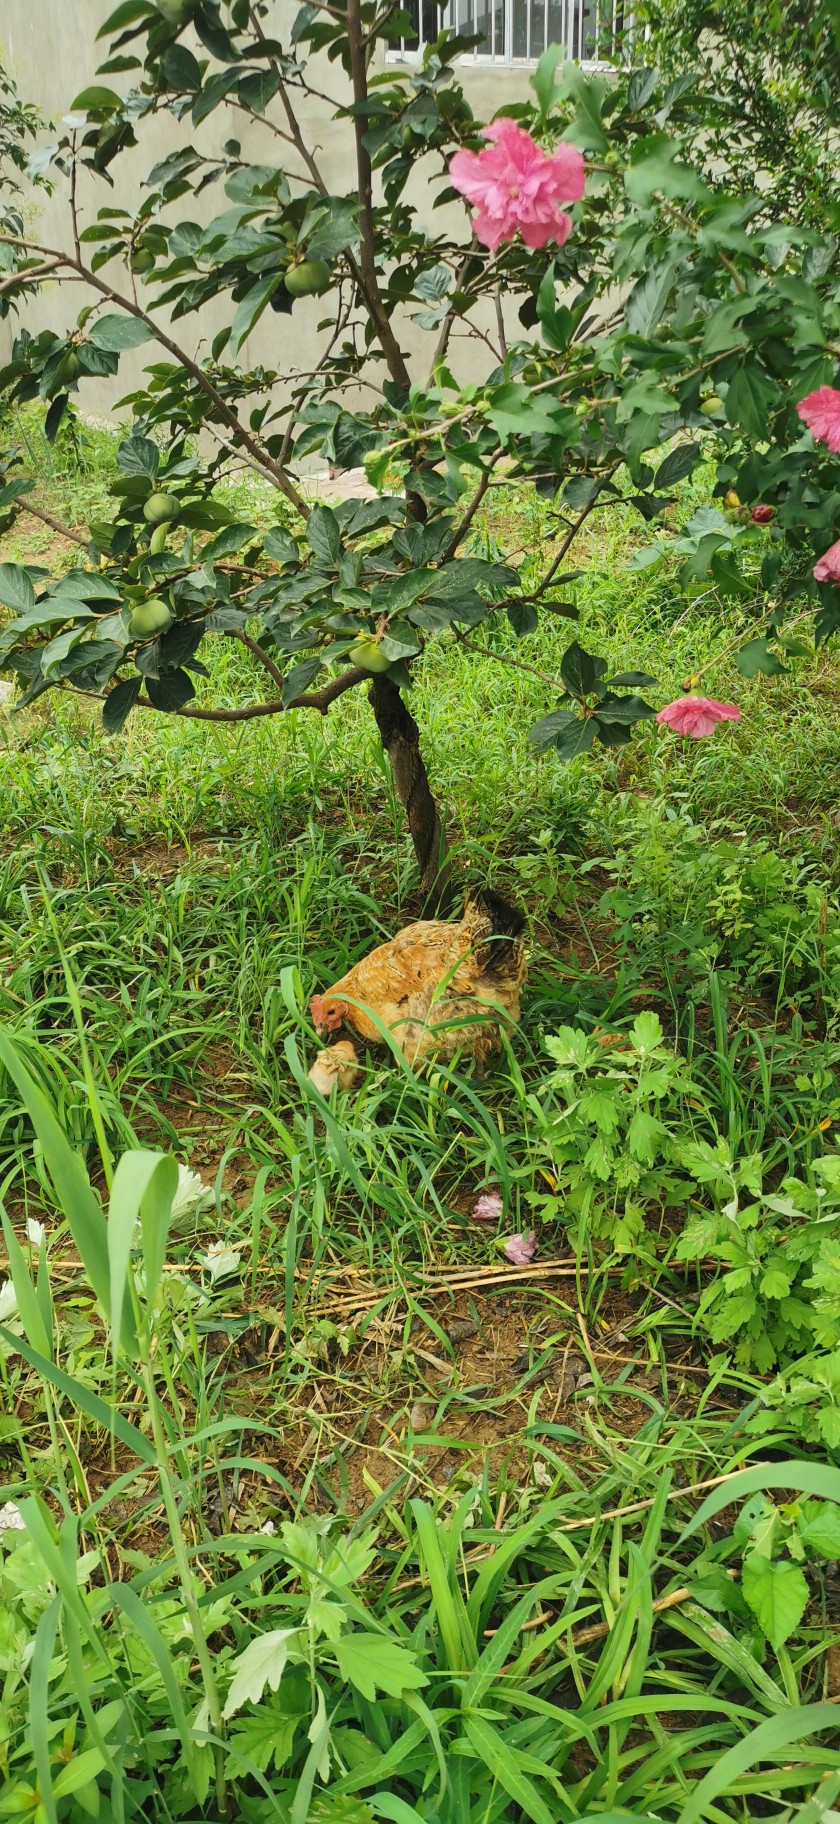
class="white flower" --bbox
[0,1501,24,1533]
[26,1219,46,1248]
[200,1242,241,1284]
[171,1164,214,1222]
[0,1280,19,1324]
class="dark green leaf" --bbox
[202,524,257,562]
[627,65,660,111]
[653,443,701,491]
[529,709,578,749]
[507,600,538,636]
[117,434,160,477]
[103,675,142,733]
[306,504,342,566]
[734,636,787,678]
[725,363,778,440]
[282,657,321,707]
[0,563,35,614]
[145,669,196,711]
[560,639,596,697]
[554,717,598,760]
[264,527,299,565]
[230,277,280,359]
[625,262,678,338]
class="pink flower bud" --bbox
[751,505,774,524]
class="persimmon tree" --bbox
[0,0,838,901]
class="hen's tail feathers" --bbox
[475,890,526,961]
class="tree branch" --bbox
[440,448,504,563]
[0,230,309,518]
[229,627,286,692]
[20,501,87,544]
[344,0,412,393]
[131,663,367,722]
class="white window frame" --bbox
[386,0,629,68]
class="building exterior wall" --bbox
[0,1,537,427]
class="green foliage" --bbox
[529,1012,691,1248]
[0,0,838,817]
[677,1151,840,1373]
[1,1036,840,1822]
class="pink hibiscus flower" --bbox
[502,1230,538,1265]
[813,538,840,583]
[657,696,742,739]
[796,386,840,454]
[450,119,585,252]
[472,1191,503,1223]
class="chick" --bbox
[307,1039,363,1096]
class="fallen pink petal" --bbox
[796,386,840,454]
[450,118,585,252]
[503,1230,538,1265]
[657,696,742,739]
[472,1191,503,1222]
[813,538,840,584]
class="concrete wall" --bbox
[0,1,536,431]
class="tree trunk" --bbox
[368,675,452,911]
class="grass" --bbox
[1,411,840,1818]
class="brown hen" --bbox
[309,891,526,1069]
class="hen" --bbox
[310,891,526,1069]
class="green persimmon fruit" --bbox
[349,637,390,674]
[129,600,173,639]
[155,0,192,22]
[285,260,331,298]
[143,492,179,525]
[130,245,155,274]
[700,394,723,415]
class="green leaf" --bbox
[264,527,299,564]
[333,1634,428,1701]
[487,384,562,440]
[557,64,609,153]
[560,639,596,697]
[529,709,579,749]
[145,669,195,712]
[307,504,342,565]
[0,1033,112,1316]
[625,262,678,338]
[554,717,597,760]
[798,1502,840,1559]
[117,435,160,477]
[0,564,35,614]
[734,636,787,679]
[202,524,258,562]
[223,1629,299,1719]
[0,1329,157,1463]
[463,1715,556,1824]
[530,44,563,121]
[71,86,124,112]
[625,133,710,206]
[0,1207,51,1357]
[653,443,701,490]
[89,315,155,353]
[97,0,154,36]
[229,276,280,359]
[282,657,321,708]
[627,1108,666,1164]
[675,1705,840,1824]
[103,676,141,733]
[725,362,778,440]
